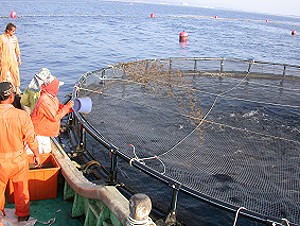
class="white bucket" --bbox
[72,97,92,114]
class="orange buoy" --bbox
[10,11,17,19]
[291,30,297,36]
[179,31,188,42]
[149,13,156,18]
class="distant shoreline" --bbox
[108,0,300,18]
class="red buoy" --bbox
[10,11,17,19]
[179,31,188,42]
[149,13,156,18]
[214,15,219,19]
[291,30,297,36]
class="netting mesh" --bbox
[75,58,300,225]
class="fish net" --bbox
[72,58,300,226]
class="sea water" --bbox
[0,0,300,99]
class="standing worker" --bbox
[0,82,40,222]
[31,76,73,153]
[0,23,22,94]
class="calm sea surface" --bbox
[1,0,300,99]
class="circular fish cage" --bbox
[65,57,300,226]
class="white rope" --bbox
[37,209,61,225]
[160,62,253,157]
[281,218,291,226]
[202,118,300,144]
[192,87,300,109]
[232,207,247,226]
[128,144,166,174]
[126,215,156,226]
[75,82,300,145]
[74,61,300,171]
[109,75,300,109]
[73,85,103,94]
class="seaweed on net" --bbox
[75,58,300,225]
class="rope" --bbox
[202,118,300,144]
[74,83,300,145]
[74,60,300,169]
[190,85,300,109]
[74,76,300,113]
[73,85,103,94]
[232,207,247,226]
[232,208,292,226]
[271,218,292,226]
[126,215,156,226]
[128,144,166,174]
[281,218,291,226]
[160,61,253,157]
[2,12,293,27]
[73,86,169,173]
[37,209,61,225]
[114,74,300,108]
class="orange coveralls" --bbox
[0,104,38,217]
[31,92,71,137]
[0,33,21,87]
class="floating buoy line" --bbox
[1,12,297,38]
[0,13,295,24]
[0,12,297,27]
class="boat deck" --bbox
[4,174,84,226]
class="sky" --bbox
[119,0,300,17]
[187,0,299,17]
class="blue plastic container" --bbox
[72,97,92,114]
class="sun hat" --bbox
[0,82,15,100]
[35,68,54,86]
[35,68,64,87]
[28,68,64,91]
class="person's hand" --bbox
[33,154,41,167]
[66,100,74,109]
[18,58,22,66]
[15,87,21,95]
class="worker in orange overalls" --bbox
[0,82,40,222]
[31,77,73,153]
[0,23,22,94]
